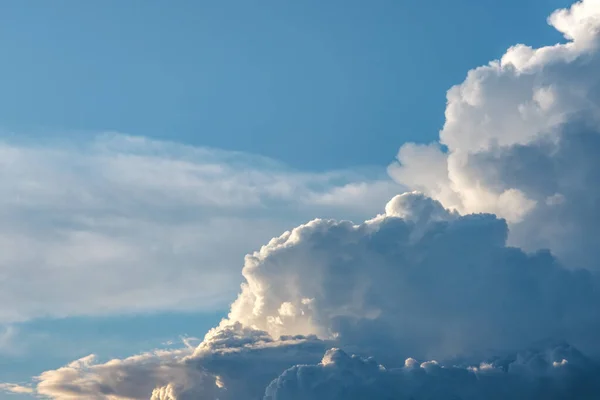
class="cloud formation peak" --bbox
[389,0,600,271]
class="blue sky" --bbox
[1,0,569,170]
[0,0,585,397]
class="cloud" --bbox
[0,383,34,394]
[34,351,195,400]
[0,133,398,323]
[32,323,329,400]
[388,0,600,270]
[265,344,600,400]
[223,192,600,363]
[0,326,17,353]
[9,192,600,399]
[5,1,600,399]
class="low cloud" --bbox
[265,344,600,400]
[33,323,329,400]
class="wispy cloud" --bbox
[0,133,399,323]
[0,383,34,395]
[0,325,19,356]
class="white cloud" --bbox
[388,0,600,270]
[223,192,600,363]
[0,133,399,323]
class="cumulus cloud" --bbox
[388,0,600,270]
[9,192,600,399]
[4,1,600,399]
[0,133,398,323]
[223,192,600,363]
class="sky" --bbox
[0,0,570,170]
[2,0,600,399]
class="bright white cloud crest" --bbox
[389,0,600,270]
[4,1,600,399]
[224,192,599,363]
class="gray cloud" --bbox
[265,343,600,400]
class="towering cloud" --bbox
[389,0,600,270]
[4,1,600,399]
[223,192,599,364]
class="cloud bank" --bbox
[11,191,600,399]
[0,133,397,323]
[5,1,600,399]
[265,344,600,400]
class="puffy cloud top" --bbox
[384,191,456,222]
[389,0,600,270]
[222,192,599,364]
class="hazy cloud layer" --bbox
[0,133,398,322]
